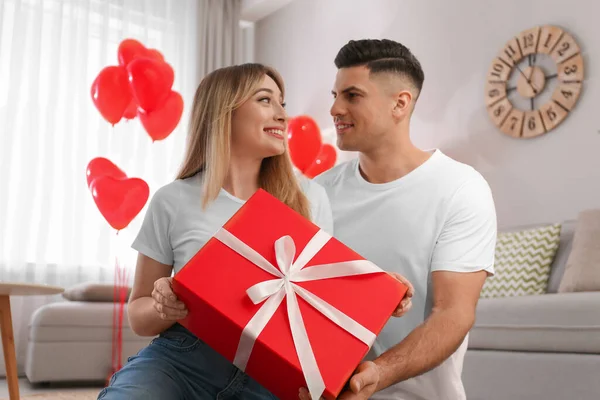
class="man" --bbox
[300,39,497,400]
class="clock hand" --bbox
[525,66,539,94]
[514,64,538,94]
[514,64,530,82]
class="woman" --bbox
[98,63,333,400]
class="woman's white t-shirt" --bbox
[132,173,333,274]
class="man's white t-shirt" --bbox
[132,173,334,274]
[315,149,497,400]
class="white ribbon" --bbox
[214,228,385,400]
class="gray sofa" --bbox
[463,220,600,400]
[25,301,152,384]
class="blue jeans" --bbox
[97,323,279,400]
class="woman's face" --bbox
[231,74,288,160]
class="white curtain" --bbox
[0,0,245,377]
[197,0,244,78]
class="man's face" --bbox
[330,66,398,152]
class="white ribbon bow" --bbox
[214,228,384,400]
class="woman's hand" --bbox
[152,277,188,320]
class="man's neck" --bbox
[358,137,432,184]
[222,155,262,200]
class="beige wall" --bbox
[255,0,600,228]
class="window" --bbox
[0,0,199,278]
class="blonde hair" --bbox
[177,63,311,220]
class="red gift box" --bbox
[172,189,407,399]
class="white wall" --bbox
[255,0,600,229]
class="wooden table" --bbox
[0,282,64,400]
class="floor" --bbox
[0,378,104,399]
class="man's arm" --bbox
[366,174,497,387]
[372,269,486,390]
[306,270,487,400]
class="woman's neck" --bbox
[222,156,262,201]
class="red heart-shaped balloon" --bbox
[118,39,148,67]
[287,115,323,172]
[127,58,174,112]
[86,157,127,188]
[146,49,165,62]
[138,90,183,142]
[118,38,165,66]
[89,175,149,231]
[90,66,132,125]
[122,97,138,120]
[303,144,337,178]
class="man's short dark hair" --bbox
[334,39,424,95]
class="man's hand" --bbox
[298,361,380,400]
[389,272,414,317]
[338,361,381,399]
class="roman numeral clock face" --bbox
[485,25,584,138]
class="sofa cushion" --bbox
[470,292,600,353]
[547,220,576,293]
[481,223,561,298]
[498,220,576,293]
[62,281,132,302]
[29,301,147,342]
[559,209,600,293]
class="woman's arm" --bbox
[127,253,188,336]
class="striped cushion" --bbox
[481,223,561,298]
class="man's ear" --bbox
[392,90,413,119]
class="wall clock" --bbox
[485,25,584,138]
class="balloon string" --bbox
[118,263,127,369]
[110,257,128,377]
[112,260,117,374]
